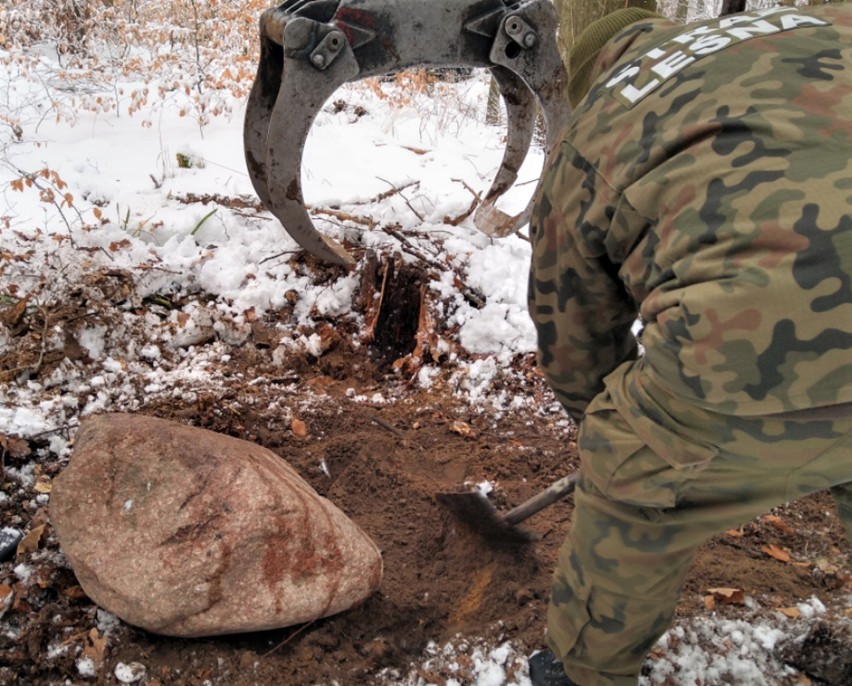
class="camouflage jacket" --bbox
[529,3,852,422]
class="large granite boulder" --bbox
[50,413,382,637]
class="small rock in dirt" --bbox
[0,527,22,562]
[50,413,383,637]
[76,656,98,678]
[114,661,147,683]
[514,588,534,606]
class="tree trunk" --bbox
[553,0,659,67]
[720,0,747,16]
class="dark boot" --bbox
[528,650,580,686]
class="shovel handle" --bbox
[501,472,579,526]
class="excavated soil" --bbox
[1,261,850,686]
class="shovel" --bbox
[437,472,579,545]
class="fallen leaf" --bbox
[450,420,474,437]
[0,433,31,459]
[31,507,50,529]
[61,585,88,600]
[0,292,31,328]
[703,595,716,610]
[724,528,744,538]
[16,524,46,557]
[763,544,792,563]
[761,514,794,535]
[0,584,12,600]
[11,586,31,614]
[0,583,13,619]
[779,606,801,619]
[82,628,108,668]
[291,418,308,437]
[814,557,840,575]
[706,587,746,606]
[34,480,52,494]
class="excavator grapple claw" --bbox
[244,0,569,266]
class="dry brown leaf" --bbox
[706,587,746,606]
[16,524,46,557]
[0,433,31,459]
[761,514,795,535]
[779,606,801,619]
[0,292,31,328]
[450,420,473,437]
[291,418,308,438]
[31,507,50,529]
[0,583,13,620]
[108,239,132,252]
[763,544,792,563]
[724,528,744,538]
[703,595,716,610]
[61,585,88,600]
[82,628,108,667]
[814,557,840,575]
[306,376,334,392]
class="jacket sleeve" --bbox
[528,141,639,422]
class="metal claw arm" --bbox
[244,0,569,266]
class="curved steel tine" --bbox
[474,65,537,237]
[244,10,286,210]
[478,0,570,237]
[484,66,537,209]
[264,38,360,267]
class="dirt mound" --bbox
[1,265,850,685]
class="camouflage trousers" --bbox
[546,361,852,686]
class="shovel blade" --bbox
[436,490,539,546]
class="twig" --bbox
[261,618,319,657]
[360,180,420,206]
[259,249,301,265]
[444,178,481,226]
[312,207,375,228]
[6,163,81,247]
[27,422,79,439]
[376,177,424,221]
[379,224,445,272]
[369,414,405,438]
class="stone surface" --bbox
[50,413,383,637]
